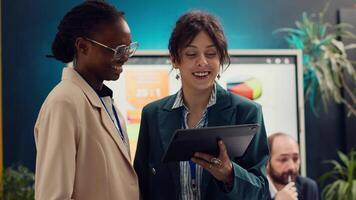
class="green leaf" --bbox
[336,30,356,39]
[273,28,306,36]
[337,181,348,199]
[352,180,356,199]
[324,180,342,199]
[338,151,350,167]
[344,43,356,50]
[317,35,334,47]
[335,23,354,30]
[319,170,337,183]
[319,23,327,38]
[290,34,305,49]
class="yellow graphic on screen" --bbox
[125,69,169,123]
[125,68,170,159]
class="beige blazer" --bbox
[34,67,139,200]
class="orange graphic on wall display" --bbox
[125,68,169,123]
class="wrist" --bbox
[223,162,234,184]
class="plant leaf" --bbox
[273,28,306,36]
[338,151,350,167]
[352,180,356,199]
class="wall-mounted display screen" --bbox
[105,50,305,171]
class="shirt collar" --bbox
[172,83,217,109]
[96,84,113,98]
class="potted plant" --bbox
[274,1,356,116]
[1,165,35,200]
[319,150,356,200]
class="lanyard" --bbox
[189,161,197,191]
[99,97,125,143]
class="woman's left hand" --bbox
[191,140,233,184]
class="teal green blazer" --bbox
[134,84,270,199]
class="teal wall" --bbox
[2,0,355,184]
[116,0,277,49]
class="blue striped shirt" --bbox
[172,84,217,200]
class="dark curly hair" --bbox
[168,11,230,70]
[51,0,124,63]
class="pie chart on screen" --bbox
[226,76,263,100]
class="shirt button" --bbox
[152,167,156,175]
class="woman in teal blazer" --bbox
[134,11,269,200]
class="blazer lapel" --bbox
[201,84,237,199]
[62,67,132,164]
[99,107,131,163]
[158,95,183,197]
[208,84,236,127]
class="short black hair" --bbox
[168,11,230,70]
[51,0,124,63]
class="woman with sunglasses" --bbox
[134,11,269,200]
[34,1,139,200]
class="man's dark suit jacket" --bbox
[269,176,319,200]
[134,84,270,200]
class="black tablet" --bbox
[162,124,259,163]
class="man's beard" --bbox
[268,163,299,185]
